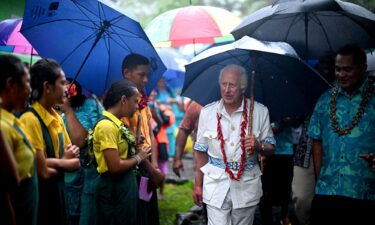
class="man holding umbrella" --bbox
[193,64,275,225]
[308,44,375,225]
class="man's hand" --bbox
[193,185,203,206]
[242,135,256,155]
[173,158,184,177]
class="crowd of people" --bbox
[173,44,375,225]
[0,43,374,225]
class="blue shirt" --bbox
[307,77,375,200]
[273,122,293,155]
[63,98,104,131]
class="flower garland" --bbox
[330,77,374,136]
[85,129,96,167]
[138,91,149,110]
[216,98,248,181]
[119,124,137,156]
[119,125,141,175]
[85,121,137,167]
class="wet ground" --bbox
[164,152,299,225]
[166,152,195,183]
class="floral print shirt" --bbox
[307,77,375,200]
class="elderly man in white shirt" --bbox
[193,64,276,225]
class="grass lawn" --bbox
[159,181,195,225]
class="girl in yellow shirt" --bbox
[20,59,80,225]
[0,55,37,225]
[93,80,151,225]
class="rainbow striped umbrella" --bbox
[0,18,38,55]
[0,51,41,65]
[145,6,241,47]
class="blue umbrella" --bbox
[21,0,166,96]
[156,48,188,89]
[182,36,331,122]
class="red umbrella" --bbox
[145,6,241,47]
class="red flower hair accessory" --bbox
[65,83,78,99]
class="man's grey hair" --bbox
[218,64,248,89]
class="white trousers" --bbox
[206,192,256,225]
[292,158,316,225]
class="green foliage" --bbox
[116,0,375,28]
[118,0,196,27]
[159,181,195,225]
[356,0,375,11]
[0,0,25,20]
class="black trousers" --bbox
[259,155,294,225]
[312,195,375,225]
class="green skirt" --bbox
[12,162,38,225]
[79,165,99,225]
[95,169,138,225]
[38,172,67,225]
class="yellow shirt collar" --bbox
[0,108,17,125]
[103,110,123,127]
[32,102,60,126]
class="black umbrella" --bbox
[232,0,375,59]
[182,36,331,122]
[368,52,375,72]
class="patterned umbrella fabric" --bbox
[145,6,241,47]
[0,18,38,55]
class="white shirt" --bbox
[195,98,274,209]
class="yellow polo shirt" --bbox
[93,111,129,173]
[121,106,152,148]
[20,102,71,158]
[0,109,34,180]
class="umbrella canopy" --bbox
[156,48,188,89]
[0,51,41,65]
[21,0,166,96]
[182,36,331,122]
[0,18,38,55]
[145,6,241,47]
[232,0,375,59]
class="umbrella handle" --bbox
[249,70,265,171]
[248,70,255,137]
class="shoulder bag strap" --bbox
[28,107,55,158]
